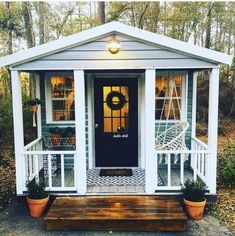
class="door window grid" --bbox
[103,86,129,133]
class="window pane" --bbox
[155,74,183,120]
[104,118,112,132]
[51,76,74,121]
[103,102,111,117]
[112,118,121,133]
[52,100,74,121]
[103,87,111,101]
[51,77,74,99]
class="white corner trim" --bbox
[206,68,219,194]
[0,22,232,68]
[74,70,87,194]
[145,69,157,193]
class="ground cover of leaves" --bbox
[210,124,235,235]
[0,143,16,211]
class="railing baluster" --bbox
[61,154,65,188]
[156,154,158,187]
[180,153,184,185]
[167,154,171,187]
[201,154,205,176]
[34,154,39,182]
[193,153,197,181]
[48,154,52,189]
[74,154,77,187]
[29,153,33,179]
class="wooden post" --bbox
[11,70,24,194]
[207,68,219,194]
[35,73,42,138]
[145,69,157,193]
[74,70,86,194]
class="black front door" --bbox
[94,78,138,167]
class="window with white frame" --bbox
[46,75,75,122]
[155,73,186,121]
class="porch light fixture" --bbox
[107,35,121,54]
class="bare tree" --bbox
[98,2,105,24]
[205,3,214,48]
[22,2,35,48]
[38,2,45,45]
[5,3,13,54]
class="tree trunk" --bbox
[38,2,45,45]
[205,3,214,49]
[98,2,105,25]
[22,2,34,48]
[5,2,13,55]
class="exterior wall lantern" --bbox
[107,35,121,54]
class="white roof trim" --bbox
[0,21,233,67]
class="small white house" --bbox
[0,22,232,196]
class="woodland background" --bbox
[0,1,234,144]
[0,1,234,232]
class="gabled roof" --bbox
[0,21,233,68]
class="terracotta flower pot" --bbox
[27,196,49,218]
[183,198,206,220]
[49,134,61,146]
[69,135,76,145]
[30,104,38,112]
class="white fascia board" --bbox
[114,22,233,65]
[0,21,233,68]
[0,22,117,67]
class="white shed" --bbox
[0,21,232,196]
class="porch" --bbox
[22,134,209,194]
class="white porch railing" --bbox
[191,137,209,183]
[155,137,211,191]
[22,138,77,192]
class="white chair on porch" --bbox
[155,73,189,164]
[155,122,189,164]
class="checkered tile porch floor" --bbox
[87,168,164,186]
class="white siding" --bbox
[12,34,218,70]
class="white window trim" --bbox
[155,71,188,123]
[45,72,75,124]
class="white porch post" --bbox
[191,71,198,169]
[74,70,86,194]
[11,70,24,195]
[145,69,157,193]
[35,73,42,138]
[207,68,220,194]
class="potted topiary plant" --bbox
[27,98,41,127]
[27,98,41,112]
[26,178,49,218]
[182,179,207,220]
[49,127,62,146]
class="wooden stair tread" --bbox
[44,196,187,231]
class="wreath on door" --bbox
[106,91,126,110]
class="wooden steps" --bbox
[44,196,187,232]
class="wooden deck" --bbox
[44,196,187,231]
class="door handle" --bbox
[95,124,99,129]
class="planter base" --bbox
[27,196,49,218]
[184,198,206,220]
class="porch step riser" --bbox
[45,219,187,231]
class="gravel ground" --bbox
[0,198,233,236]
